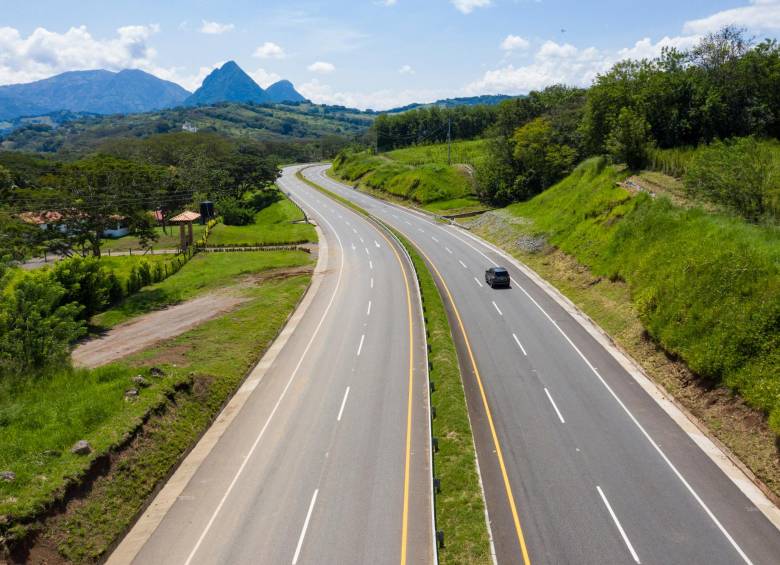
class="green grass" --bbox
[101,225,207,252]
[298,166,490,563]
[386,139,490,169]
[92,250,312,328]
[489,157,780,434]
[422,197,485,215]
[94,254,172,285]
[0,263,311,560]
[207,199,316,246]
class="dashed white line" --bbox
[458,259,467,269]
[474,277,483,288]
[337,387,350,422]
[544,387,566,424]
[369,260,374,270]
[445,247,453,254]
[492,301,503,316]
[374,240,380,248]
[366,300,372,316]
[359,236,364,243]
[370,277,374,289]
[357,334,365,356]
[292,489,319,565]
[351,243,356,251]
[365,247,370,256]
[597,486,640,564]
[432,236,439,243]
[512,333,527,356]
[405,220,411,225]
[418,228,425,233]
[352,228,357,234]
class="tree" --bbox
[606,107,654,170]
[511,117,577,198]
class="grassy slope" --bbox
[468,157,780,491]
[92,250,311,328]
[386,139,489,169]
[207,199,316,246]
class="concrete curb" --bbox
[106,222,329,564]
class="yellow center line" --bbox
[413,244,532,565]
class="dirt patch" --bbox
[470,211,780,500]
[138,344,192,368]
[239,265,314,286]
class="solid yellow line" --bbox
[415,245,532,565]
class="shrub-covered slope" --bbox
[500,158,780,432]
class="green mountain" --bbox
[0,69,190,119]
[265,80,307,103]
[184,61,269,106]
[386,94,517,113]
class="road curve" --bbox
[302,164,780,565]
[110,165,433,565]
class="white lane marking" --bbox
[418,228,425,233]
[370,277,374,289]
[360,236,364,243]
[492,301,503,316]
[351,243,356,251]
[374,240,380,248]
[357,334,365,356]
[292,489,319,565]
[184,180,346,565]
[597,486,640,564]
[352,228,357,234]
[365,247,370,256]
[474,277,483,288]
[512,333,527,356]
[445,247,453,254]
[337,387,350,422]
[544,387,566,424]
[405,220,411,225]
[432,236,439,243]
[338,214,343,219]
[345,220,351,226]
[422,220,757,563]
[458,259,467,269]
[369,260,374,270]
[367,300,372,316]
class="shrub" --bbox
[606,107,655,170]
[218,197,256,226]
[51,256,112,319]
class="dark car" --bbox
[485,267,510,288]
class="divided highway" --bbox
[110,165,433,564]
[300,164,780,565]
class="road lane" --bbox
[113,165,432,565]
[303,164,780,565]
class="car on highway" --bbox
[485,266,510,288]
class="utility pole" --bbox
[447,115,452,166]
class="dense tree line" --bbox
[478,26,780,214]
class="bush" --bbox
[606,107,654,170]
[245,187,281,212]
[51,256,112,319]
[218,197,256,226]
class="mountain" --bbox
[265,80,307,103]
[386,94,517,113]
[184,61,269,106]
[0,69,190,120]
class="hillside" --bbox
[0,69,190,119]
[265,80,307,103]
[184,61,268,106]
[0,101,374,154]
[386,94,517,113]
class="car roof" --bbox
[494,267,508,273]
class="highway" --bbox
[110,165,433,565]
[300,164,780,565]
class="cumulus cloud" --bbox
[298,78,447,110]
[451,0,491,14]
[199,20,234,34]
[379,0,398,5]
[501,34,530,51]
[0,24,165,85]
[399,64,414,74]
[683,0,780,34]
[308,61,335,73]
[250,67,282,88]
[253,41,285,59]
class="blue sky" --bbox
[2,0,779,109]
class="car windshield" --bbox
[495,269,508,276]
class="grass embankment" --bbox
[296,167,490,563]
[207,198,316,246]
[332,150,482,214]
[386,139,489,169]
[93,250,311,328]
[1,254,313,562]
[101,225,207,252]
[468,157,780,493]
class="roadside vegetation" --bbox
[298,168,491,564]
[386,139,489,169]
[208,198,315,246]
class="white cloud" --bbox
[253,41,286,59]
[250,67,282,88]
[298,78,447,110]
[379,0,398,5]
[399,64,414,74]
[0,24,167,85]
[452,0,491,14]
[501,34,530,51]
[683,0,780,34]
[199,20,234,34]
[308,61,335,73]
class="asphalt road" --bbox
[301,164,780,565]
[114,165,433,565]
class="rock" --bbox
[125,388,139,399]
[149,367,165,378]
[0,471,15,482]
[71,440,92,455]
[132,375,150,388]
